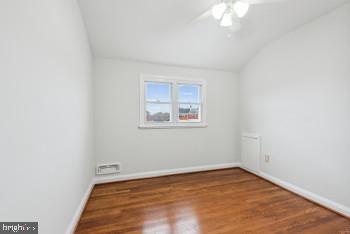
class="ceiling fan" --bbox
[191,0,286,32]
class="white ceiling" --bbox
[78,0,349,72]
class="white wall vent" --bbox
[96,163,121,175]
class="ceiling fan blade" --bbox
[241,0,287,4]
[190,8,212,24]
[189,0,222,24]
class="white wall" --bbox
[240,2,350,209]
[0,0,93,233]
[94,58,239,176]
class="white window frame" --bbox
[139,74,207,129]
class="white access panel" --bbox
[241,134,260,173]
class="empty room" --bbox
[1,0,350,233]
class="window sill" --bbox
[138,123,208,129]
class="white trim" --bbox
[139,74,207,128]
[138,123,208,129]
[66,180,94,234]
[241,132,260,139]
[94,163,241,184]
[141,74,207,83]
[239,165,259,175]
[259,172,350,218]
[239,166,350,218]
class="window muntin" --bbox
[140,75,206,128]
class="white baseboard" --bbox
[94,162,241,184]
[240,166,350,218]
[66,180,95,234]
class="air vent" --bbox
[96,163,121,175]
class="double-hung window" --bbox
[139,75,207,128]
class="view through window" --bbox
[145,82,172,122]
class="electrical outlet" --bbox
[264,155,270,163]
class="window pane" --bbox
[146,82,171,102]
[178,104,200,122]
[146,103,171,122]
[178,84,200,103]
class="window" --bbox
[140,75,207,128]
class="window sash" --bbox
[177,102,202,105]
[146,101,172,104]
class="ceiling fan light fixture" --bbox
[233,1,250,18]
[212,2,227,20]
[220,12,233,27]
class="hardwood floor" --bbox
[75,168,350,234]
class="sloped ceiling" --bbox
[79,0,349,72]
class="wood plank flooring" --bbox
[75,168,350,234]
